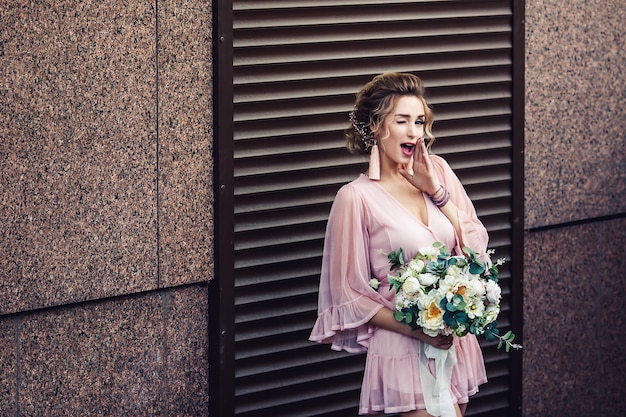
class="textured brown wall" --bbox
[524,0,626,415]
[0,0,213,414]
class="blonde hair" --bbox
[345,72,435,154]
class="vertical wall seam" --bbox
[155,0,161,289]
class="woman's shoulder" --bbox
[429,153,452,170]
[429,153,458,178]
[335,174,377,202]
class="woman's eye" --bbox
[415,120,425,126]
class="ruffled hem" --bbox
[359,329,487,415]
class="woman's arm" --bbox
[399,138,488,255]
[369,307,454,349]
[432,198,464,248]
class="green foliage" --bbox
[387,249,405,271]
[486,326,523,352]
[394,308,419,330]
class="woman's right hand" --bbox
[369,308,454,350]
[411,328,454,349]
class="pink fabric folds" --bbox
[309,154,489,414]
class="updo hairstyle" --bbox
[345,72,435,154]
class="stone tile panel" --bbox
[523,217,626,415]
[157,0,214,286]
[525,0,626,228]
[0,0,159,313]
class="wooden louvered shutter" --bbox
[215,1,523,416]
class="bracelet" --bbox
[430,187,450,208]
[428,185,444,199]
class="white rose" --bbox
[369,278,380,290]
[446,265,462,278]
[418,292,445,335]
[485,280,502,304]
[418,272,439,287]
[441,274,471,301]
[438,276,455,300]
[408,259,425,274]
[419,246,439,260]
[485,305,500,323]
[466,299,485,319]
[401,276,422,296]
[469,278,486,296]
[399,269,414,283]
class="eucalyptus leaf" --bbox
[469,262,485,275]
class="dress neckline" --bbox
[361,174,434,229]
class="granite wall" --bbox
[523,0,626,415]
[0,0,213,414]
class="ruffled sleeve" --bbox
[309,181,386,353]
[431,155,490,259]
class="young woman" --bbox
[310,73,489,416]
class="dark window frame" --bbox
[211,1,525,415]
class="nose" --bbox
[408,123,418,137]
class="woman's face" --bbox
[377,95,425,167]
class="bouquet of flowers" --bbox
[386,242,521,351]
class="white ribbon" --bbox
[419,343,458,417]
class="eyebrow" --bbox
[395,113,425,118]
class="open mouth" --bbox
[400,143,415,157]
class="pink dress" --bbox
[309,155,488,415]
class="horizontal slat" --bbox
[236,353,364,395]
[235,314,315,343]
[236,382,362,416]
[235,263,322,287]
[234,261,513,306]
[232,194,510,238]
[234,0,507,12]
[232,182,511,233]
[234,188,336,215]
[234,66,511,103]
[233,85,510,122]
[235,17,510,48]
[233,51,512,84]
[234,137,510,175]
[235,330,321,360]
[233,107,510,141]
[235,291,319,320]
[234,155,509,187]
[234,205,329,230]
[234,244,322,269]
[234,212,508,244]
[234,34,511,66]
[233,168,361,196]
[235,345,361,378]
[234,2,510,29]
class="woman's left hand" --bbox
[398,138,439,195]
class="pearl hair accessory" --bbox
[349,110,380,180]
[349,110,375,150]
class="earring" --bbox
[368,143,380,180]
